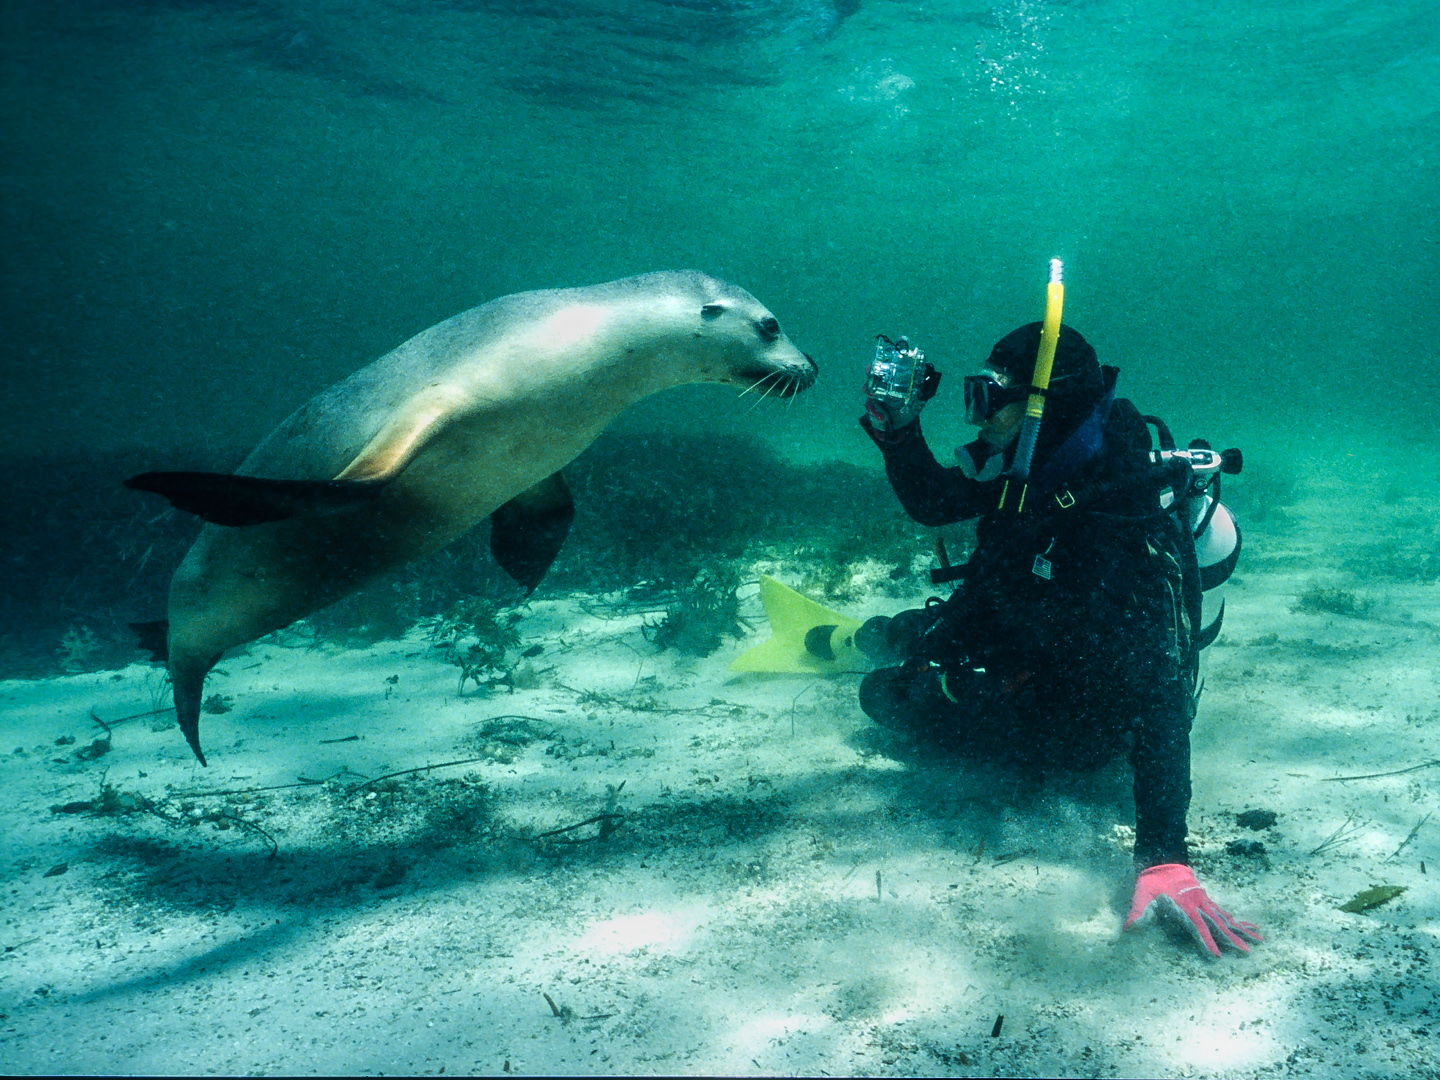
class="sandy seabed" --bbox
[1,481,1437,1078]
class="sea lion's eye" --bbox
[758,316,780,341]
[701,303,725,320]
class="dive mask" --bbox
[963,370,1077,426]
[962,371,1029,426]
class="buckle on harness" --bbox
[1054,489,1076,509]
[1032,538,1056,581]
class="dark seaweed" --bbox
[643,563,743,657]
[1290,585,1373,618]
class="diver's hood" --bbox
[1026,364,1119,493]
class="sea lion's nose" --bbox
[805,353,818,372]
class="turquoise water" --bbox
[4,0,1436,465]
[2,6,1439,1073]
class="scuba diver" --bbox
[854,263,1259,959]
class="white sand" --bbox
[2,480,1437,1077]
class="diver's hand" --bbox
[863,394,923,432]
[1124,863,1262,958]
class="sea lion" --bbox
[127,270,817,764]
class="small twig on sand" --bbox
[1309,814,1364,856]
[353,756,494,792]
[88,706,169,730]
[175,719,552,799]
[519,783,627,844]
[993,847,1037,865]
[1385,813,1432,863]
[527,813,625,843]
[223,812,280,859]
[172,770,356,799]
[132,795,277,857]
[1323,760,1440,783]
[543,993,562,1017]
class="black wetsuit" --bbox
[859,379,1199,869]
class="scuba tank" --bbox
[1191,493,1240,592]
[1151,440,1244,648]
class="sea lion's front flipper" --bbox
[490,472,576,594]
[125,472,384,527]
[333,385,472,483]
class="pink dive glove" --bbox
[1124,863,1262,958]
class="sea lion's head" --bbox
[637,271,818,398]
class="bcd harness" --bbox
[931,413,1241,661]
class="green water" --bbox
[3,0,1437,465]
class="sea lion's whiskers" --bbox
[738,372,777,400]
[743,378,782,417]
[740,373,782,414]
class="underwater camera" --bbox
[865,334,939,416]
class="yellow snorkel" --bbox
[997,258,1064,513]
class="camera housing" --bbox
[865,335,938,415]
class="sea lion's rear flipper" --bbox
[125,472,384,527]
[490,471,575,595]
[131,620,169,662]
[170,653,219,767]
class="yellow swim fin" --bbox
[729,575,867,675]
